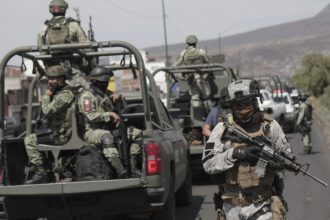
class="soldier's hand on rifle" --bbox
[232,146,260,162]
[108,112,121,127]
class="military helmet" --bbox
[49,0,68,14]
[90,66,113,82]
[227,79,260,103]
[46,65,68,77]
[186,35,198,45]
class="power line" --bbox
[103,0,159,18]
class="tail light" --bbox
[146,142,161,175]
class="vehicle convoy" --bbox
[152,64,237,161]
[0,41,191,219]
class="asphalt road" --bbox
[176,121,330,220]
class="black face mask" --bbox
[92,81,108,92]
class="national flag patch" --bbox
[84,98,92,112]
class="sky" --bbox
[1,0,329,58]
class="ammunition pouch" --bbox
[271,196,287,220]
[34,128,54,144]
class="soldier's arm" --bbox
[202,123,237,175]
[296,105,306,126]
[41,91,74,116]
[172,50,186,67]
[78,92,111,123]
[269,119,292,153]
[69,22,89,43]
[199,49,211,63]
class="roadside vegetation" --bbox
[292,52,330,143]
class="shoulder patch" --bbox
[83,97,92,112]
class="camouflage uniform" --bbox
[203,79,290,220]
[38,0,91,79]
[296,100,313,154]
[77,85,127,177]
[173,35,212,111]
[24,65,74,183]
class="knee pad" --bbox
[100,133,114,148]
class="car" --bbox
[0,41,191,219]
[258,89,287,127]
[152,64,237,167]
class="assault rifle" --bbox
[88,16,95,42]
[224,122,328,187]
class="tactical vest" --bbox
[224,113,275,189]
[183,48,205,65]
[49,87,74,144]
[43,17,77,45]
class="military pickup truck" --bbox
[0,41,191,219]
[152,64,236,165]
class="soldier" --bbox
[202,87,231,137]
[173,34,212,112]
[38,0,92,77]
[202,79,290,220]
[24,65,74,184]
[295,93,313,154]
[38,0,88,47]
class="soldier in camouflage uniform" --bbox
[38,0,91,78]
[24,65,74,184]
[173,34,212,112]
[38,0,88,48]
[77,66,128,178]
[296,93,313,154]
[202,79,290,220]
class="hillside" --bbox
[145,4,330,78]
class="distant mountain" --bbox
[145,4,330,78]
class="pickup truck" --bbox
[0,41,191,219]
[152,64,237,164]
[258,89,286,126]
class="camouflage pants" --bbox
[84,129,119,160]
[189,74,212,111]
[302,131,312,152]
[24,133,68,166]
[127,127,142,156]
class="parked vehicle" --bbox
[258,89,286,126]
[152,64,237,163]
[0,41,191,219]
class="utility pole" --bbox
[218,28,230,55]
[161,0,169,66]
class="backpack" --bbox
[75,145,113,181]
[305,102,313,121]
[43,17,77,45]
[183,48,205,65]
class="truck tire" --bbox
[175,167,192,206]
[150,176,175,220]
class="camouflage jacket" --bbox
[202,116,292,175]
[77,87,115,131]
[37,15,89,47]
[173,46,210,66]
[41,86,74,138]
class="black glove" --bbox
[232,146,260,162]
[267,161,284,171]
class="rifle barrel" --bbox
[300,169,328,187]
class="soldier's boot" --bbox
[111,157,127,179]
[25,165,49,184]
[130,155,141,177]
